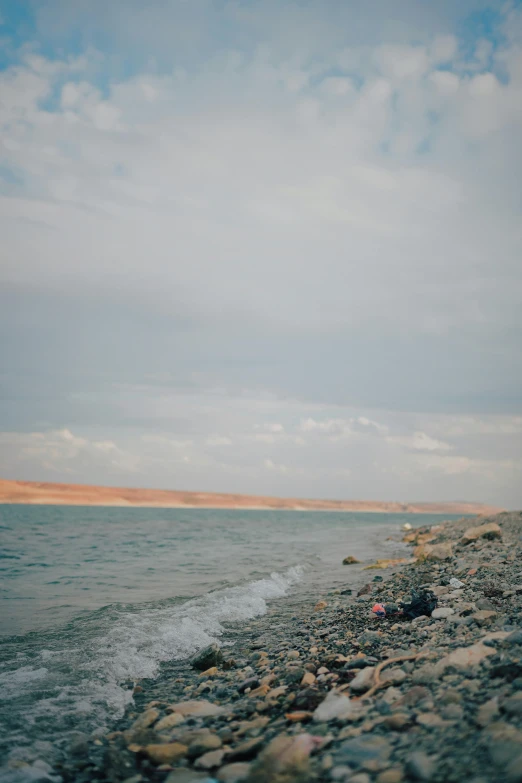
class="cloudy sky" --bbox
[1,1,521,506]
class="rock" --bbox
[461,522,502,544]
[167,699,227,717]
[194,749,226,769]
[226,737,264,761]
[238,677,260,694]
[476,697,500,727]
[200,666,218,677]
[313,690,359,722]
[357,584,372,596]
[246,733,321,783]
[376,770,404,783]
[300,671,316,687]
[433,632,509,675]
[472,610,497,627]
[476,598,497,611]
[414,543,453,561]
[335,735,391,771]
[188,733,223,758]
[343,556,361,565]
[155,712,186,731]
[217,762,251,783]
[406,751,436,781]
[431,608,455,620]
[314,600,328,612]
[384,713,410,731]
[349,667,375,694]
[191,643,224,671]
[349,774,372,783]
[503,693,522,717]
[128,708,160,735]
[483,722,522,767]
[287,650,300,659]
[449,578,465,588]
[416,712,447,728]
[164,771,210,783]
[381,668,407,686]
[144,743,188,765]
[505,753,522,783]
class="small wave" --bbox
[0,565,305,770]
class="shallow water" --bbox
[0,504,463,770]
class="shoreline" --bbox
[49,510,522,783]
[0,478,502,516]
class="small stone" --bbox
[349,775,371,783]
[301,671,316,687]
[128,708,160,734]
[416,712,446,728]
[194,749,226,769]
[384,713,410,731]
[155,712,186,731]
[503,693,522,717]
[287,650,300,659]
[472,610,497,627]
[188,733,222,759]
[381,668,407,686]
[376,770,403,783]
[226,737,264,761]
[350,667,375,694]
[144,743,188,765]
[476,697,500,727]
[335,735,391,771]
[191,643,223,671]
[167,699,227,717]
[440,703,463,721]
[343,556,361,565]
[313,690,360,722]
[406,751,436,781]
[315,600,328,611]
[199,666,218,677]
[217,762,251,783]
[505,753,522,783]
[431,608,455,620]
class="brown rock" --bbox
[300,671,316,687]
[414,542,453,561]
[155,712,186,732]
[188,733,223,759]
[246,733,320,783]
[144,742,188,765]
[217,762,251,783]
[314,600,328,612]
[343,556,361,565]
[194,749,227,769]
[461,522,502,544]
[472,610,497,627]
[166,699,227,717]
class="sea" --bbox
[0,504,464,778]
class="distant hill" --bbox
[0,479,503,515]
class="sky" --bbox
[1,0,521,507]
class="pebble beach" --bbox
[17,511,522,783]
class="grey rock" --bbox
[216,762,251,783]
[505,753,522,783]
[335,736,391,770]
[503,693,522,717]
[431,608,455,620]
[191,643,223,671]
[406,751,436,781]
[505,629,522,646]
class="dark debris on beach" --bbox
[25,512,522,783]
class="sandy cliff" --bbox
[0,479,503,514]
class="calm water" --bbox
[0,504,463,776]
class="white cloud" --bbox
[206,436,233,446]
[387,431,452,452]
[263,458,288,474]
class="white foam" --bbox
[89,565,305,686]
[2,566,305,747]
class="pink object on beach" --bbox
[372,603,386,617]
